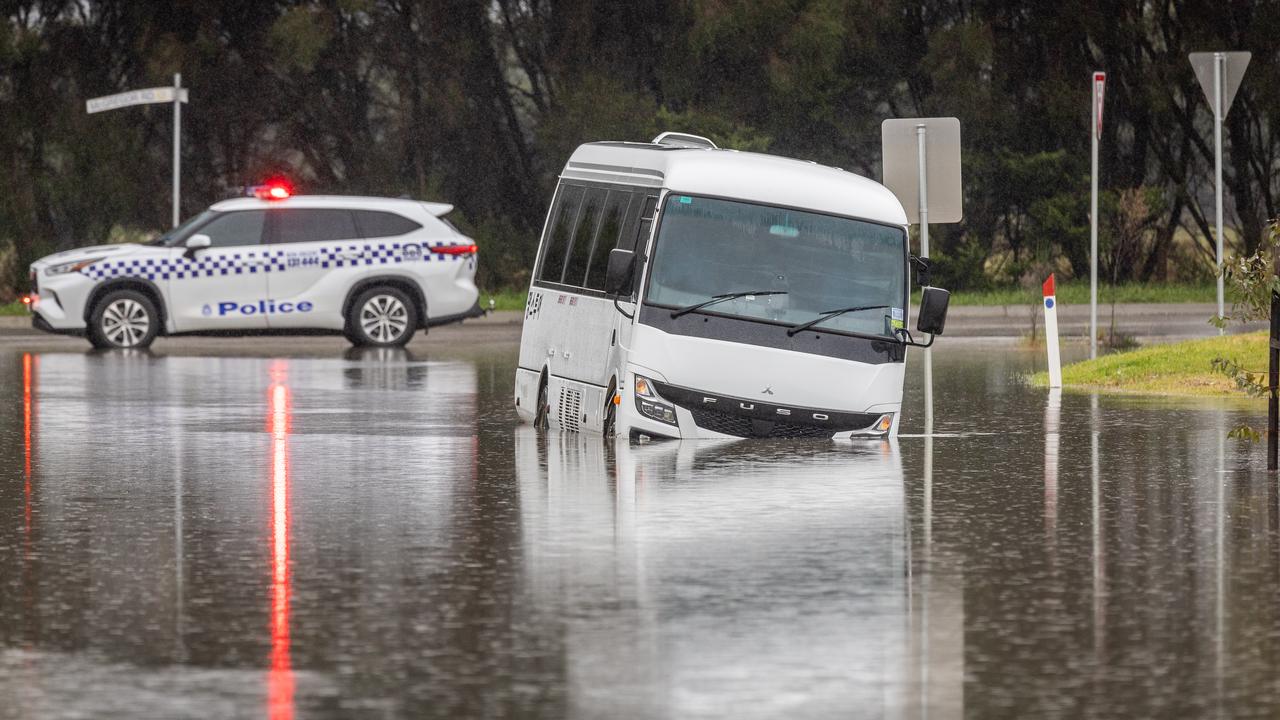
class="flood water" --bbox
[1,338,1277,719]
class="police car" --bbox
[27,185,483,349]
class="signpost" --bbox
[1089,72,1106,359]
[1188,51,1250,333]
[86,74,189,227]
[882,117,963,447]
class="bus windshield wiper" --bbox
[786,305,891,336]
[670,290,788,319]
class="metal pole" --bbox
[916,124,929,257]
[172,73,181,228]
[1269,291,1278,471]
[1214,54,1225,333]
[917,124,932,442]
[1090,77,1100,359]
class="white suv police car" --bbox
[27,187,483,349]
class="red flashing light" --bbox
[433,244,478,256]
[254,183,293,201]
[21,295,33,305]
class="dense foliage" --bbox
[2,1,1277,295]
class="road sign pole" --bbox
[916,124,929,257]
[914,123,933,435]
[1214,53,1225,333]
[1090,72,1103,359]
[172,73,182,228]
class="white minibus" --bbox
[514,132,949,440]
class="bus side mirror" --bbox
[909,254,933,287]
[605,249,636,296]
[917,287,950,336]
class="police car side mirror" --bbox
[604,249,636,296]
[917,287,950,336]
[184,234,211,260]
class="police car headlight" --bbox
[46,257,104,276]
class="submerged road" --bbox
[0,318,1276,718]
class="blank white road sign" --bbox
[1189,52,1250,117]
[881,117,963,224]
[86,87,189,114]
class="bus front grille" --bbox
[689,408,837,439]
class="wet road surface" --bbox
[1,333,1277,718]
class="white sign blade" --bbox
[86,87,189,114]
[881,117,963,224]
[1093,71,1106,139]
[1189,51,1251,117]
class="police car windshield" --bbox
[151,211,216,246]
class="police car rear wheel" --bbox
[89,290,158,350]
[348,287,417,347]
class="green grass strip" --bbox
[1029,331,1266,398]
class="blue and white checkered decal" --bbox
[80,241,466,282]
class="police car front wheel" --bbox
[346,287,417,347]
[89,290,159,350]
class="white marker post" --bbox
[1043,274,1062,388]
[1189,51,1251,333]
[1089,71,1105,359]
[86,74,189,228]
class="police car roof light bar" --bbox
[249,182,293,200]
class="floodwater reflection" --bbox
[1,343,1280,718]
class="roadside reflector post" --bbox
[1043,274,1062,389]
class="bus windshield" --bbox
[644,194,907,338]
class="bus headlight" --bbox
[633,374,678,426]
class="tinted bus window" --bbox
[354,210,421,238]
[583,190,632,290]
[270,209,359,244]
[538,185,584,283]
[563,187,606,287]
[631,195,659,254]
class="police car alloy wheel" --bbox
[347,287,417,347]
[89,289,159,350]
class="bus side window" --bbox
[537,184,584,284]
[583,190,633,291]
[633,195,659,255]
[618,193,657,254]
[563,188,606,286]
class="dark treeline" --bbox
[2,1,1277,294]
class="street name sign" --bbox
[86,87,189,114]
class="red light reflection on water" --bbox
[267,363,294,720]
[23,353,34,542]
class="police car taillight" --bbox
[433,244,478,256]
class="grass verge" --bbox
[913,281,1218,306]
[1029,331,1266,398]
[0,301,27,316]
